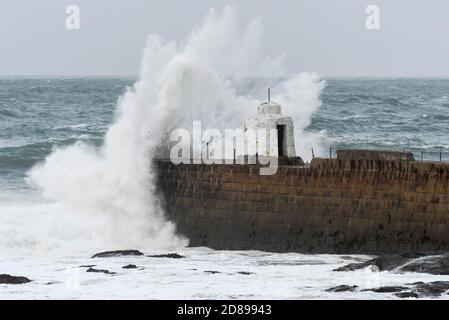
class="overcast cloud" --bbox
[1,0,449,77]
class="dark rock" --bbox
[336,252,449,275]
[79,265,96,268]
[92,250,144,258]
[395,291,419,298]
[362,286,408,293]
[0,274,31,284]
[333,261,372,272]
[325,285,358,292]
[237,271,255,275]
[86,267,116,275]
[334,253,425,272]
[147,253,184,259]
[339,256,368,262]
[409,281,449,297]
[364,281,449,298]
[399,253,449,275]
[122,264,138,269]
[204,270,221,274]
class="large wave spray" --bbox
[1,6,325,253]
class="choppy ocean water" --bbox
[1,77,449,299]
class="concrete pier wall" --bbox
[155,158,449,254]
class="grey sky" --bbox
[1,0,449,77]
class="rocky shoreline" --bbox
[326,281,449,298]
[3,250,449,299]
[328,253,449,298]
[334,252,449,275]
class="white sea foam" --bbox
[0,6,326,254]
[0,248,448,299]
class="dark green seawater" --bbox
[1,77,449,193]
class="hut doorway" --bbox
[276,125,285,156]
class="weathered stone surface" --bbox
[91,250,144,258]
[155,158,449,254]
[325,285,358,292]
[86,267,116,275]
[0,274,31,284]
[147,253,184,259]
[336,149,414,161]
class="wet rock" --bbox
[395,291,419,298]
[398,254,449,275]
[147,253,184,259]
[334,253,425,272]
[237,271,255,275]
[122,264,138,269]
[363,281,449,298]
[335,253,449,276]
[339,256,369,262]
[408,281,449,297]
[86,267,116,275]
[92,250,144,258]
[334,262,371,272]
[204,270,221,274]
[325,285,358,292]
[362,286,408,293]
[0,274,31,284]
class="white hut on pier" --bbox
[243,90,296,158]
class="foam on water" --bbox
[1,248,448,299]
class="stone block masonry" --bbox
[155,158,449,254]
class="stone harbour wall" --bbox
[155,158,449,254]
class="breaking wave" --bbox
[0,6,325,253]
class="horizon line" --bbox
[2,74,449,80]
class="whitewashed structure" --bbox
[244,92,296,158]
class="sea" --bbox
[1,77,449,299]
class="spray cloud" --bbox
[14,5,326,253]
